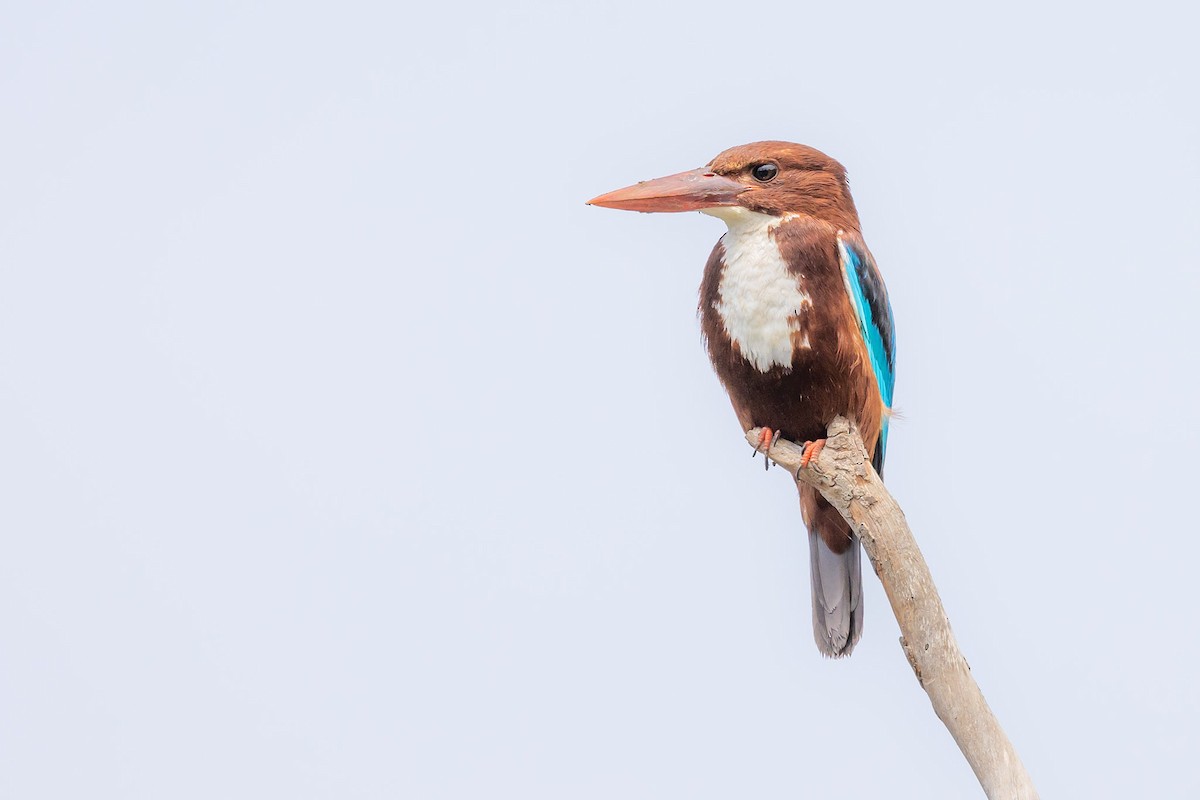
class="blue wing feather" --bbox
[836,234,896,469]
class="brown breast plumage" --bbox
[698,212,883,454]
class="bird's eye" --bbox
[751,163,779,183]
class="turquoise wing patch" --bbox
[837,233,896,465]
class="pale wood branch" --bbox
[748,417,1038,800]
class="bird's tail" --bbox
[801,485,863,657]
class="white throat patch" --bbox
[703,207,810,372]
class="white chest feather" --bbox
[706,208,811,373]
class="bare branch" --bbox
[749,417,1038,800]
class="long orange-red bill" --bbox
[587,168,746,213]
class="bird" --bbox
[587,141,895,657]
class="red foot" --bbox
[799,438,826,469]
[753,427,781,471]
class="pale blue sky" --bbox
[2,2,1198,797]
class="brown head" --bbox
[588,141,861,232]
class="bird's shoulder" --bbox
[768,214,847,286]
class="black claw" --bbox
[763,434,782,472]
[795,441,812,479]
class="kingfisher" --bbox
[588,142,895,657]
